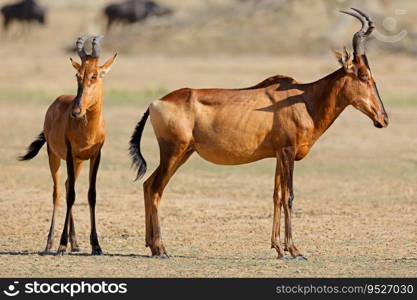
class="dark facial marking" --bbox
[360,55,387,116]
[74,85,83,107]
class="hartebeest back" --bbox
[129,8,388,259]
[19,35,117,255]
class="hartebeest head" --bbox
[335,8,389,128]
[70,35,117,119]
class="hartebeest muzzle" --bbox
[71,86,84,119]
[373,82,389,128]
[374,113,389,128]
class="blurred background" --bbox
[0,0,416,98]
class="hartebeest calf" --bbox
[129,8,388,259]
[19,35,117,255]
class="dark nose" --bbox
[383,114,389,127]
[71,108,81,118]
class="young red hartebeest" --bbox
[19,35,117,255]
[129,8,388,259]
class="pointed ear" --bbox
[70,58,81,71]
[99,53,117,77]
[332,48,343,64]
[333,46,354,72]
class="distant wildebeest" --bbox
[129,9,388,259]
[1,0,46,31]
[104,0,172,32]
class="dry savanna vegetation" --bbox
[0,0,416,277]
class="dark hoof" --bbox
[152,253,169,259]
[39,248,54,256]
[294,255,307,261]
[55,249,68,256]
[278,255,292,260]
[91,249,104,256]
[71,247,81,253]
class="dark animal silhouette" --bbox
[1,0,46,31]
[104,0,172,31]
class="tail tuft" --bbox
[129,108,150,181]
[18,132,46,161]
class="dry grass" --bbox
[0,76,416,277]
[0,1,416,278]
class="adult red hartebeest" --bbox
[129,8,388,259]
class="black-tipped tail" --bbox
[129,108,150,181]
[18,132,46,161]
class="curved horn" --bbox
[76,35,90,58]
[91,35,104,58]
[340,8,375,56]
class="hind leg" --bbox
[68,214,80,252]
[88,148,104,255]
[143,141,194,257]
[43,146,61,254]
[65,163,83,252]
[57,158,83,255]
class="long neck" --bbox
[302,68,349,141]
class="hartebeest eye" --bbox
[358,70,369,82]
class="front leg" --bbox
[283,162,295,252]
[271,158,285,258]
[279,147,306,260]
[57,145,77,255]
[88,148,103,255]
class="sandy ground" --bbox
[0,76,416,277]
[0,1,416,278]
